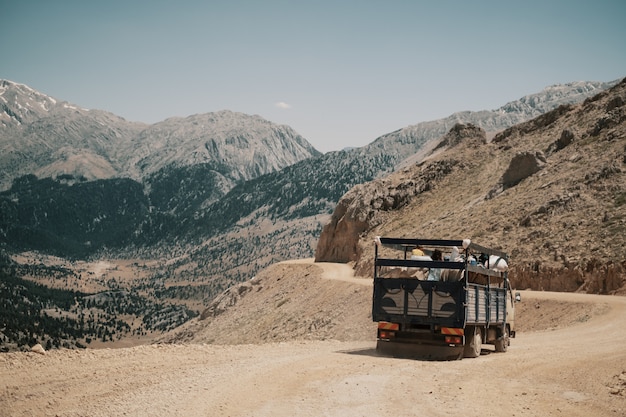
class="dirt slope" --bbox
[2,260,625,417]
[159,259,376,345]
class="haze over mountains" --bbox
[1,76,623,351]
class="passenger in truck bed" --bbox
[410,247,431,279]
[427,249,443,281]
[439,246,463,282]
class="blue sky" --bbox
[1,1,625,152]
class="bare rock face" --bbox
[315,159,460,263]
[435,123,487,150]
[314,185,372,263]
[501,151,547,189]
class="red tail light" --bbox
[379,330,396,340]
[445,336,462,345]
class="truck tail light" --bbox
[379,330,396,340]
[445,336,462,345]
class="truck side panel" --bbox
[466,284,507,324]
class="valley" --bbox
[1,252,197,351]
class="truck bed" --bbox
[372,278,507,327]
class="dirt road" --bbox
[1,261,625,417]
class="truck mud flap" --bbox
[376,340,463,361]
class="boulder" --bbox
[501,151,547,189]
[31,344,46,355]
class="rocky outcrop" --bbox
[501,151,547,189]
[315,158,461,263]
[434,123,487,150]
[546,129,575,155]
[486,148,549,199]
[314,185,372,263]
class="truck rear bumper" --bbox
[376,340,463,361]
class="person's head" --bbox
[432,249,443,261]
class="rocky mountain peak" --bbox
[0,80,63,127]
[434,123,487,150]
[499,80,611,116]
[0,80,320,191]
[124,110,320,182]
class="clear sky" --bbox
[1,0,625,152]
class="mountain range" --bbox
[0,80,320,193]
[0,80,615,258]
[0,76,624,351]
[1,77,620,274]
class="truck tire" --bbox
[464,326,481,358]
[495,326,509,353]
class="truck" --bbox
[372,237,518,360]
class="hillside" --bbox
[316,78,626,294]
[160,261,375,345]
[159,257,610,348]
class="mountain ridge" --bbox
[0,80,320,191]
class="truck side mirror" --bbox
[515,292,521,302]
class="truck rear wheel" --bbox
[463,327,481,358]
[495,326,509,353]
